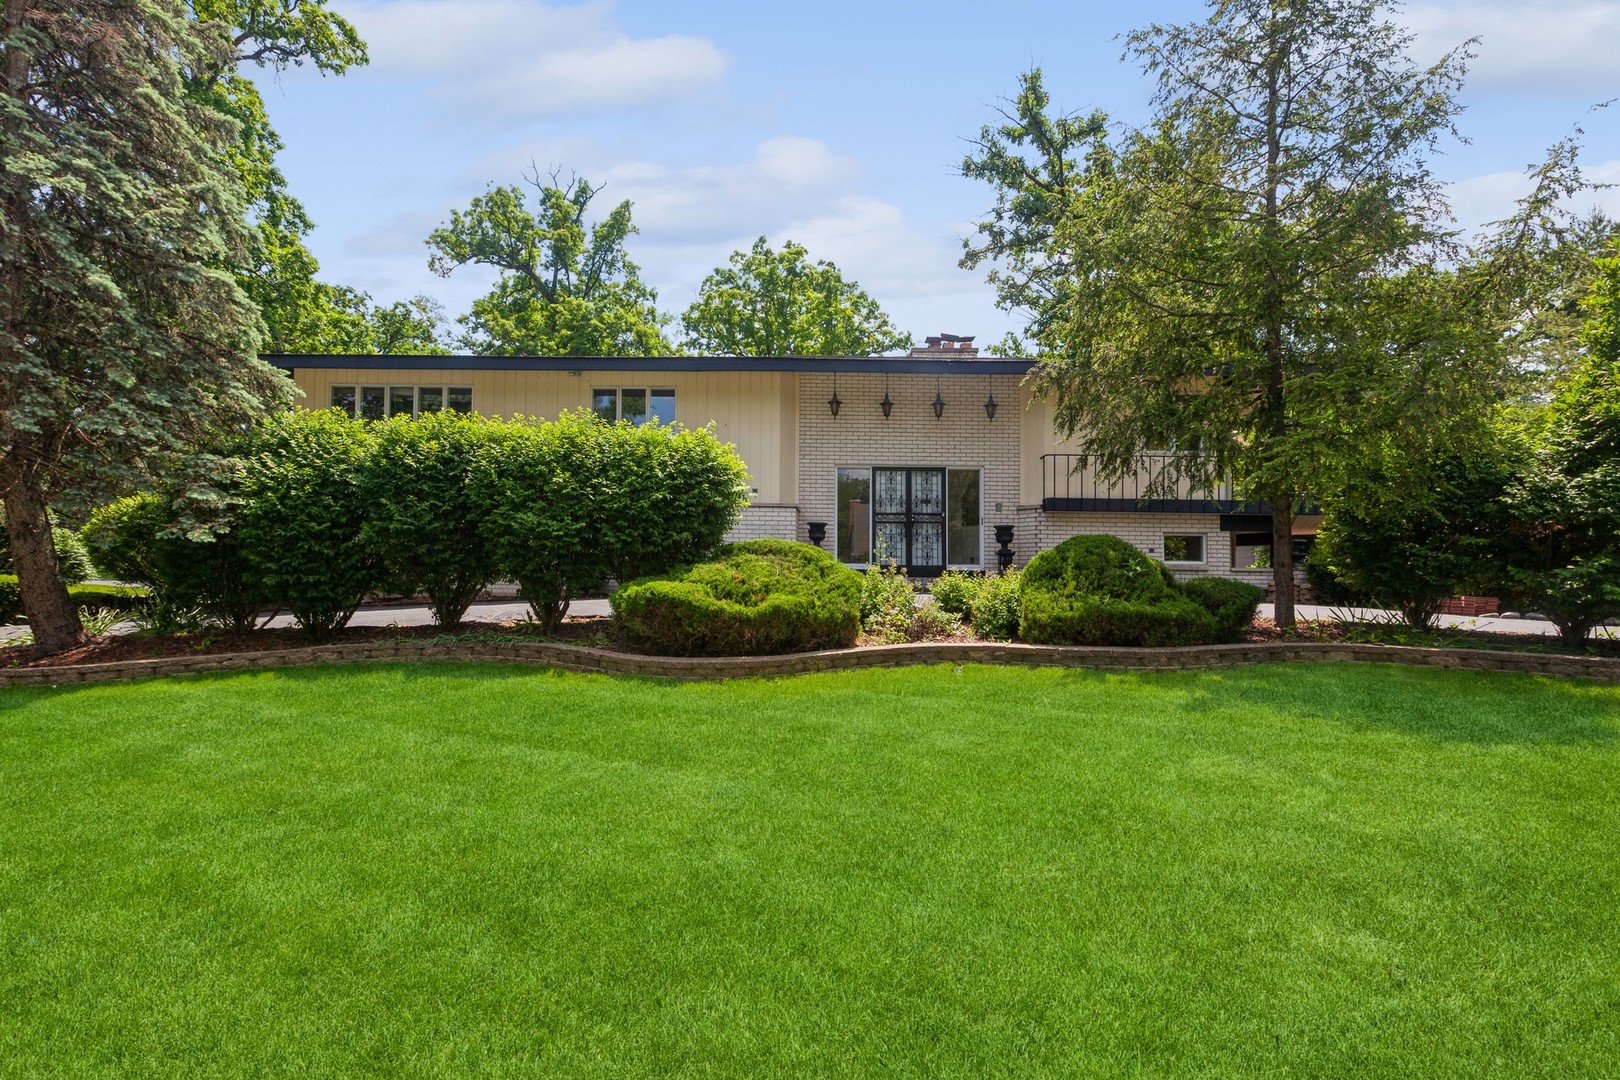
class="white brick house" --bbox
[270,337,1310,584]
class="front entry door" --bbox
[872,468,946,575]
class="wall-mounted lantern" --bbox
[880,373,894,418]
[828,372,841,418]
[984,394,998,420]
[931,391,946,420]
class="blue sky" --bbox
[253,0,1620,350]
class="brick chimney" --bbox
[910,333,978,358]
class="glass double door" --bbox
[872,468,946,575]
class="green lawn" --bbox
[2,663,1617,1078]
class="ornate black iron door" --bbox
[872,468,946,575]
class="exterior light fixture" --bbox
[880,372,893,418]
[828,372,841,418]
[984,394,998,420]
[931,391,946,420]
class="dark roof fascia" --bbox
[263,354,1037,376]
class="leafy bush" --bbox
[930,571,986,617]
[1020,592,1217,647]
[83,494,269,633]
[611,539,861,656]
[361,411,501,627]
[52,528,94,584]
[859,561,915,641]
[1018,534,1218,646]
[234,410,381,638]
[907,601,962,642]
[1180,576,1265,643]
[591,417,751,585]
[1311,454,1507,628]
[0,575,19,624]
[972,571,1022,641]
[470,415,611,630]
[0,511,93,583]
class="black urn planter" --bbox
[994,525,1016,574]
[806,521,828,548]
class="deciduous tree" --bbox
[428,170,672,356]
[681,237,911,356]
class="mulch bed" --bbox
[5,614,1616,670]
[3,617,614,670]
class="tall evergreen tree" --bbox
[0,0,287,652]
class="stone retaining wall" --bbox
[2,640,1616,688]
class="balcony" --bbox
[1040,453,1259,514]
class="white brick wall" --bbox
[797,372,1024,567]
[724,503,799,543]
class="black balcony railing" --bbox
[1041,453,1258,514]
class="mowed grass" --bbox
[1,663,1617,1078]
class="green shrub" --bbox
[361,411,501,627]
[0,511,93,583]
[611,539,861,656]
[1020,591,1217,647]
[470,415,611,631]
[1021,534,1178,606]
[1018,534,1219,646]
[591,417,752,585]
[52,528,94,584]
[930,571,986,617]
[83,493,268,633]
[0,575,20,624]
[859,561,915,641]
[1180,577,1265,643]
[972,570,1022,641]
[907,601,962,641]
[234,410,381,638]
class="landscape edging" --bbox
[1,638,1618,687]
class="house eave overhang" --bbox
[263,354,1038,376]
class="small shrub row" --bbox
[928,569,1022,641]
[81,409,750,638]
[611,540,861,656]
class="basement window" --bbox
[1163,534,1206,564]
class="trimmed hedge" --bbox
[611,539,861,656]
[1180,577,1265,643]
[0,576,17,624]
[1018,534,1218,646]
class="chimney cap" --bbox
[915,333,978,357]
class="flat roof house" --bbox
[270,336,1313,587]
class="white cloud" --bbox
[1404,1,1620,93]
[341,0,728,116]
[1447,158,1620,237]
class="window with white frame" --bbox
[592,388,675,425]
[329,385,471,419]
[1163,534,1206,564]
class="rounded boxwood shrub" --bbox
[611,539,861,656]
[1179,576,1265,643]
[1018,534,1218,647]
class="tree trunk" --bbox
[3,477,84,654]
[1271,491,1296,631]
